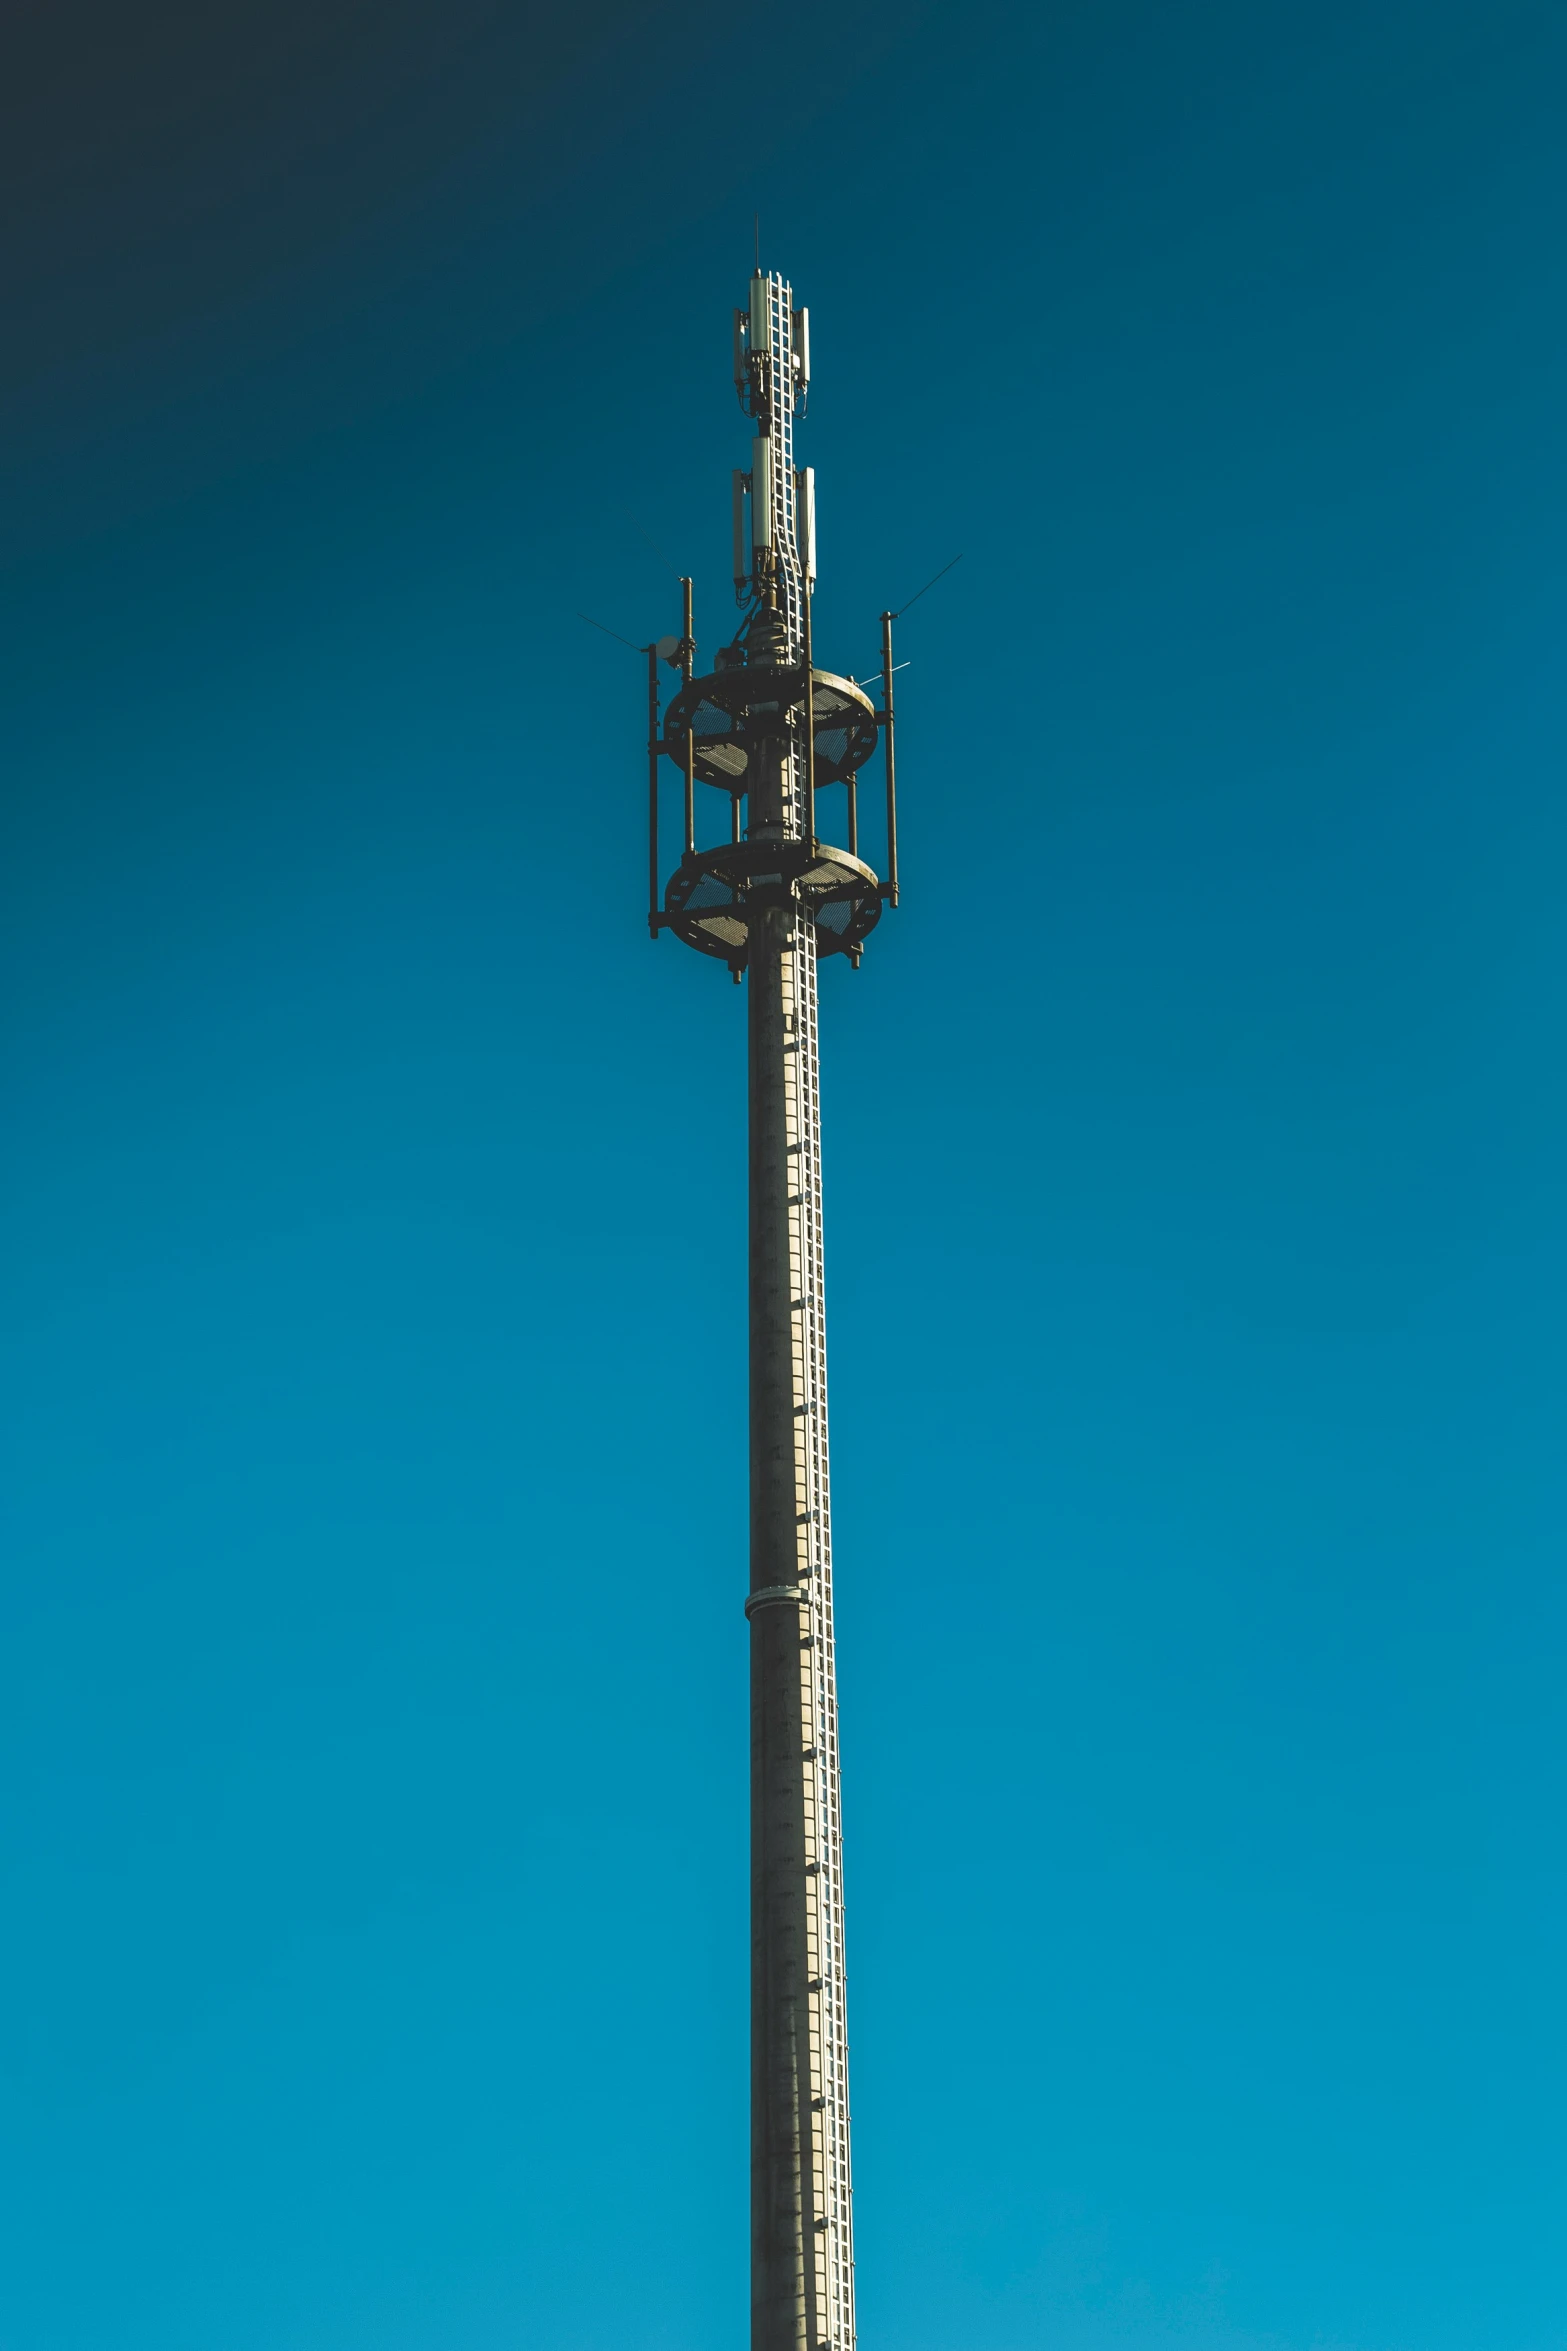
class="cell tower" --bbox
[644,269,899,2351]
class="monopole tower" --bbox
[644,268,901,2351]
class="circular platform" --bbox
[663,839,883,966]
[661,667,880,796]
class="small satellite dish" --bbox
[655,634,681,663]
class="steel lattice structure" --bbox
[646,268,900,2351]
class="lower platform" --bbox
[661,839,883,967]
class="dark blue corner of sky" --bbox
[4,3,1567,2346]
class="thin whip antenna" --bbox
[625,515,684,580]
[577,610,644,653]
[754,212,760,269]
[892,551,963,618]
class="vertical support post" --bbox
[880,610,899,907]
[802,586,816,851]
[734,471,752,599]
[648,644,661,938]
[685,732,696,858]
[846,774,858,859]
[679,578,696,857]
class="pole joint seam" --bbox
[744,1582,808,1617]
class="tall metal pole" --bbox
[651,270,881,2351]
[742,275,851,2351]
[747,888,815,2345]
[747,885,846,2351]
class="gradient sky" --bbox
[4,4,1567,2347]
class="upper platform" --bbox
[661,667,880,796]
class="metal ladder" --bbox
[795,927,855,2351]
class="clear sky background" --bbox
[4,3,1566,2346]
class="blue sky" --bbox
[4,2,1566,2345]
